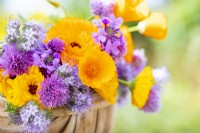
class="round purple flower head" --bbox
[0,44,33,76]
[141,85,161,113]
[92,15,126,60]
[39,74,69,108]
[47,38,65,53]
[33,44,60,74]
[66,85,92,113]
[90,0,116,17]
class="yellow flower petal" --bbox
[138,12,168,40]
[5,66,44,107]
[114,0,150,22]
[131,66,154,108]
[121,26,134,63]
[95,73,119,104]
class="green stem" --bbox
[118,79,130,87]
[128,26,139,32]
[86,15,94,21]
[61,6,68,17]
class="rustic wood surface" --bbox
[0,95,115,133]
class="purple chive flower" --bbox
[66,85,92,113]
[153,66,170,84]
[0,44,33,76]
[21,21,46,51]
[92,15,126,60]
[5,19,21,44]
[90,0,116,17]
[20,102,51,133]
[141,85,161,113]
[33,44,60,74]
[129,49,147,78]
[47,38,65,53]
[56,63,82,88]
[39,74,69,108]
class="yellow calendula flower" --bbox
[131,66,154,108]
[46,18,99,66]
[78,48,118,104]
[114,0,150,22]
[138,12,168,40]
[6,66,44,107]
[121,26,134,63]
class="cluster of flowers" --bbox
[0,0,169,132]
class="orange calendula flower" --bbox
[121,26,134,63]
[114,0,150,22]
[45,18,100,66]
[138,12,168,40]
[78,48,118,104]
[131,66,154,108]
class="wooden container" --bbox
[0,94,115,133]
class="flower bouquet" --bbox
[0,0,169,133]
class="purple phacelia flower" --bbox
[66,85,92,113]
[92,15,126,60]
[56,63,82,88]
[90,0,116,17]
[5,19,21,44]
[117,84,129,105]
[21,21,46,51]
[20,102,51,133]
[0,44,33,76]
[39,74,69,108]
[47,38,65,53]
[33,44,60,74]
[141,85,161,113]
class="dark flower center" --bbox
[44,55,54,65]
[28,84,38,95]
[70,42,81,48]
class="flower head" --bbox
[20,101,51,133]
[5,19,20,44]
[33,44,61,74]
[141,85,161,113]
[45,18,99,66]
[6,66,44,107]
[66,85,92,113]
[90,0,116,17]
[56,63,82,88]
[39,74,69,108]
[20,21,46,50]
[131,66,154,108]
[8,111,23,125]
[0,44,33,76]
[92,15,126,60]
[138,12,167,40]
[47,38,65,53]
[114,0,150,22]
[78,49,118,104]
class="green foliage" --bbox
[5,103,19,113]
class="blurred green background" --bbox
[1,0,200,132]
